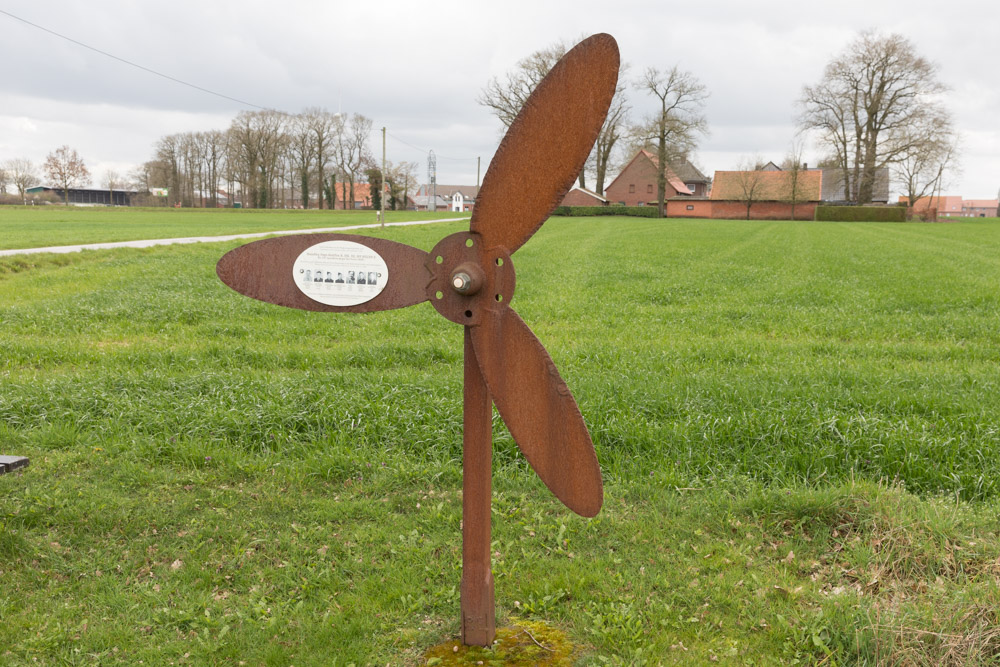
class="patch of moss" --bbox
[422,620,578,665]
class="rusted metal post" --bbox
[460,326,496,646]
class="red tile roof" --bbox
[639,149,692,194]
[710,170,823,201]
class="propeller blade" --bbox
[470,33,619,255]
[217,234,430,313]
[470,306,602,517]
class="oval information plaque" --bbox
[292,240,389,307]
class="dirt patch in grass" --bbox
[422,621,578,665]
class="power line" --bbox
[386,131,479,162]
[0,8,268,110]
[2,8,487,171]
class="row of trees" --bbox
[480,30,962,214]
[140,109,420,210]
[478,39,709,217]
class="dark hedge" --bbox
[551,205,661,218]
[814,206,907,222]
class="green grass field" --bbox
[0,206,467,250]
[3,214,1000,664]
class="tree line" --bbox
[137,109,419,209]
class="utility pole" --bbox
[381,126,387,228]
[476,156,481,193]
[428,150,437,213]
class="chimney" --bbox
[802,162,808,170]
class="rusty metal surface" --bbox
[470,33,619,255]
[217,234,430,313]
[460,328,496,645]
[216,32,620,648]
[470,307,603,517]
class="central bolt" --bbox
[449,262,484,295]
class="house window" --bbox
[637,201,644,206]
[647,184,653,194]
[629,184,635,193]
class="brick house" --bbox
[672,158,711,197]
[962,199,1000,217]
[330,182,371,209]
[604,149,692,207]
[560,185,608,206]
[905,196,1000,218]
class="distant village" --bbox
[25,148,998,221]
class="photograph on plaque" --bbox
[292,240,388,307]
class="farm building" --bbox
[708,169,823,220]
[26,186,136,206]
[416,184,479,212]
[560,185,608,207]
[819,167,890,204]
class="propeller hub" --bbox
[426,231,515,326]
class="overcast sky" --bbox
[2,0,997,199]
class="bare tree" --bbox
[478,40,630,194]
[305,108,343,209]
[200,130,227,208]
[399,162,418,209]
[0,165,8,195]
[799,30,952,204]
[180,132,201,206]
[44,146,90,205]
[335,113,372,210]
[103,169,123,206]
[3,158,40,204]
[780,142,807,220]
[896,128,960,208]
[588,64,630,195]
[288,113,315,208]
[477,41,567,128]
[154,134,183,206]
[228,110,288,208]
[732,156,768,220]
[632,66,709,217]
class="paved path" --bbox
[0,217,469,257]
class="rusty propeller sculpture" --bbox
[217,33,619,646]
